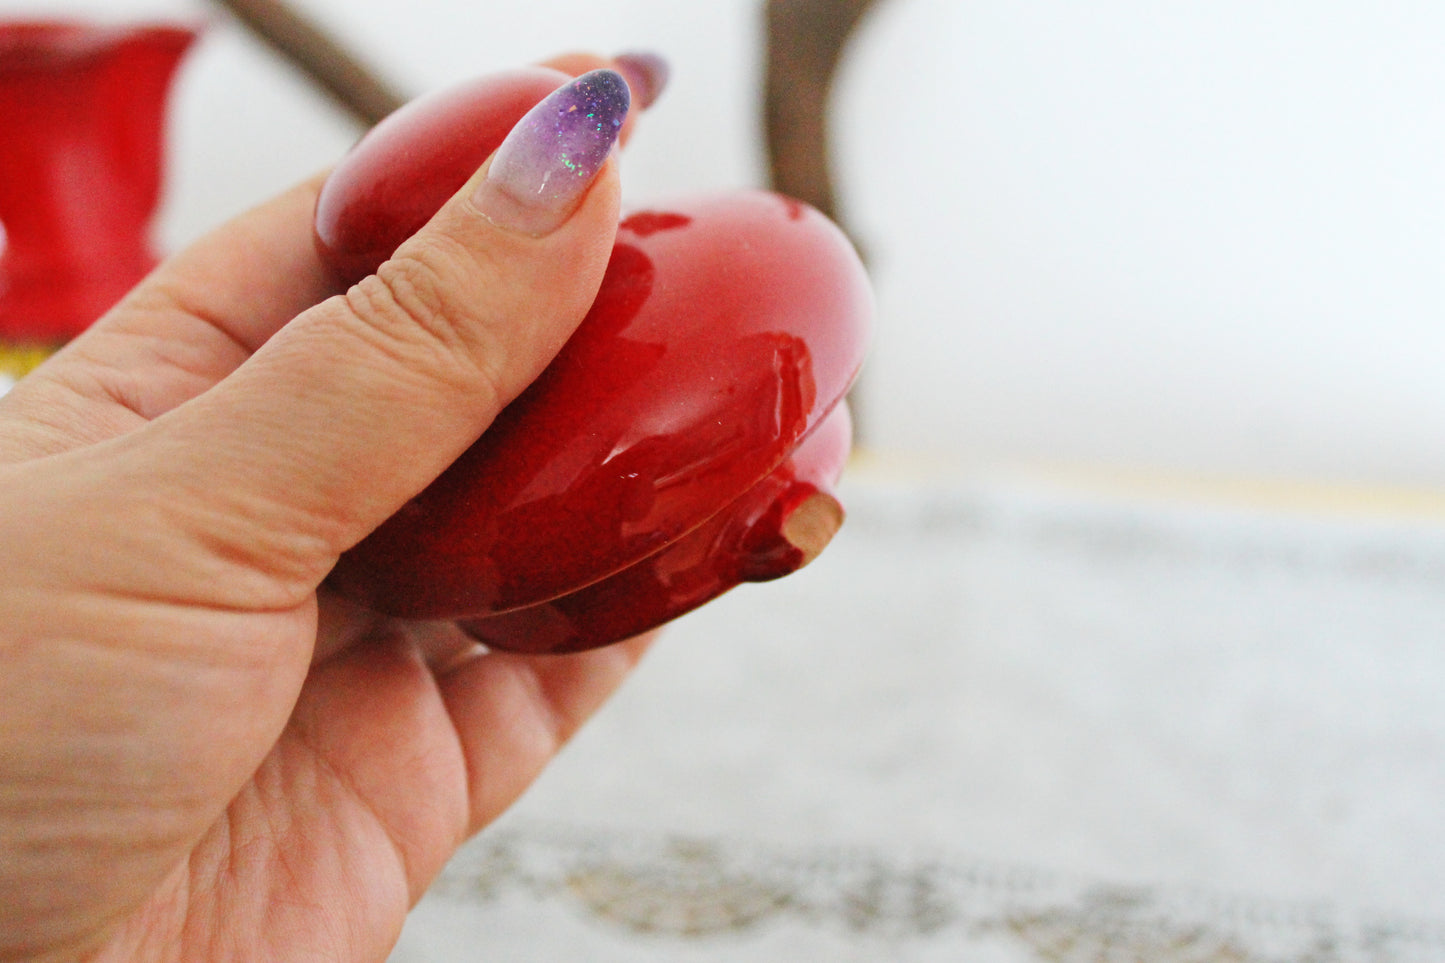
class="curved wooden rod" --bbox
[763,0,882,231]
[209,0,405,126]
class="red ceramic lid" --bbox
[330,191,871,618]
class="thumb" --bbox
[117,69,629,603]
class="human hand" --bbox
[0,55,660,962]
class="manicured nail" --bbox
[613,51,670,109]
[473,68,630,236]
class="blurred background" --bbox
[4,1,1445,959]
[5,0,1444,486]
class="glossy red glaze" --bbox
[458,402,852,654]
[328,192,869,619]
[0,21,196,343]
[314,66,570,286]
[315,68,872,648]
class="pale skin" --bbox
[0,55,651,962]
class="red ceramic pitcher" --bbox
[0,21,196,380]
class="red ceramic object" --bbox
[0,21,196,351]
[316,69,871,652]
[315,67,570,286]
[459,402,853,654]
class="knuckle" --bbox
[341,236,508,403]
[354,244,460,347]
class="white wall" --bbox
[837,2,1445,487]
[6,0,1445,487]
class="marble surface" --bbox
[390,468,1445,961]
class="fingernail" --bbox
[613,51,670,109]
[473,68,630,236]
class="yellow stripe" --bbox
[0,342,58,381]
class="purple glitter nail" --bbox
[485,68,630,211]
